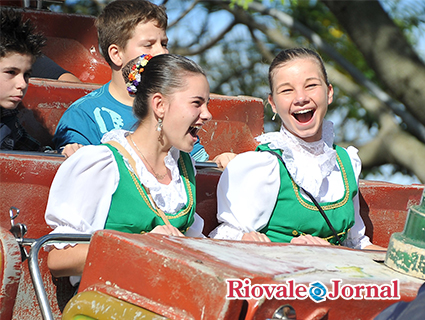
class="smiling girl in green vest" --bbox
[210,48,384,251]
[45,54,212,282]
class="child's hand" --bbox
[151,225,185,237]
[213,152,237,170]
[290,234,330,245]
[62,143,83,158]
[242,231,271,242]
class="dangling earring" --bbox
[156,118,163,141]
[272,113,277,121]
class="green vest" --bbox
[257,144,357,244]
[103,144,196,234]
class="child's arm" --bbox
[61,143,83,158]
[213,152,237,169]
[151,225,184,237]
[47,244,89,277]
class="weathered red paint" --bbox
[19,80,102,147]
[0,97,423,320]
[0,153,65,320]
[0,227,22,320]
[1,149,423,319]
[0,6,424,320]
[77,231,424,320]
[0,89,264,320]
[21,9,111,84]
[358,181,424,248]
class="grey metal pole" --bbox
[24,234,91,320]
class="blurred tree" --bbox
[58,0,102,15]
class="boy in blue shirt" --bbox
[54,0,216,163]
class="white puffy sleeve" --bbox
[185,213,205,238]
[343,146,373,249]
[209,151,280,240]
[45,145,119,244]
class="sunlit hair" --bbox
[268,48,329,93]
[96,0,168,66]
[122,54,206,121]
[0,8,45,59]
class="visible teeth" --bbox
[294,109,313,115]
[189,125,202,137]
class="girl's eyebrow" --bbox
[276,77,322,88]
[275,82,291,90]
[305,77,322,81]
[192,96,207,102]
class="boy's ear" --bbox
[108,44,123,68]
[151,93,165,118]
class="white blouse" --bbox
[45,129,204,242]
[209,121,372,249]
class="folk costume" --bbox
[46,129,202,236]
[45,129,204,284]
[210,120,372,249]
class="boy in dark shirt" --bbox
[0,8,45,151]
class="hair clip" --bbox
[126,54,153,94]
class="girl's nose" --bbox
[294,90,310,105]
[200,105,212,122]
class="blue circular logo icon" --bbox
[309,281,327,302]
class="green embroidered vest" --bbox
[256,144,357,244]
[103,144,196,234]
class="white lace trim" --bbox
[255,120,337,197]
[101,129,187,214]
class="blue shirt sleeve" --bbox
[53,106,101,149]
[191,136,209,161]
[53,84,113,149]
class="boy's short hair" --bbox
[0,8,45,59]
[96,0,168,66]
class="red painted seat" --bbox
[1,7,424,319]
[21,9,111,84]
[0,227,22,320]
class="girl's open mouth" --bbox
[292,109,315,123]
[188,125,202,137]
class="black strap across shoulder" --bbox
[260,149,342,245]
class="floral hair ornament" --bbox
[126,54,153,94]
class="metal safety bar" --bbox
[16,233,92,320]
